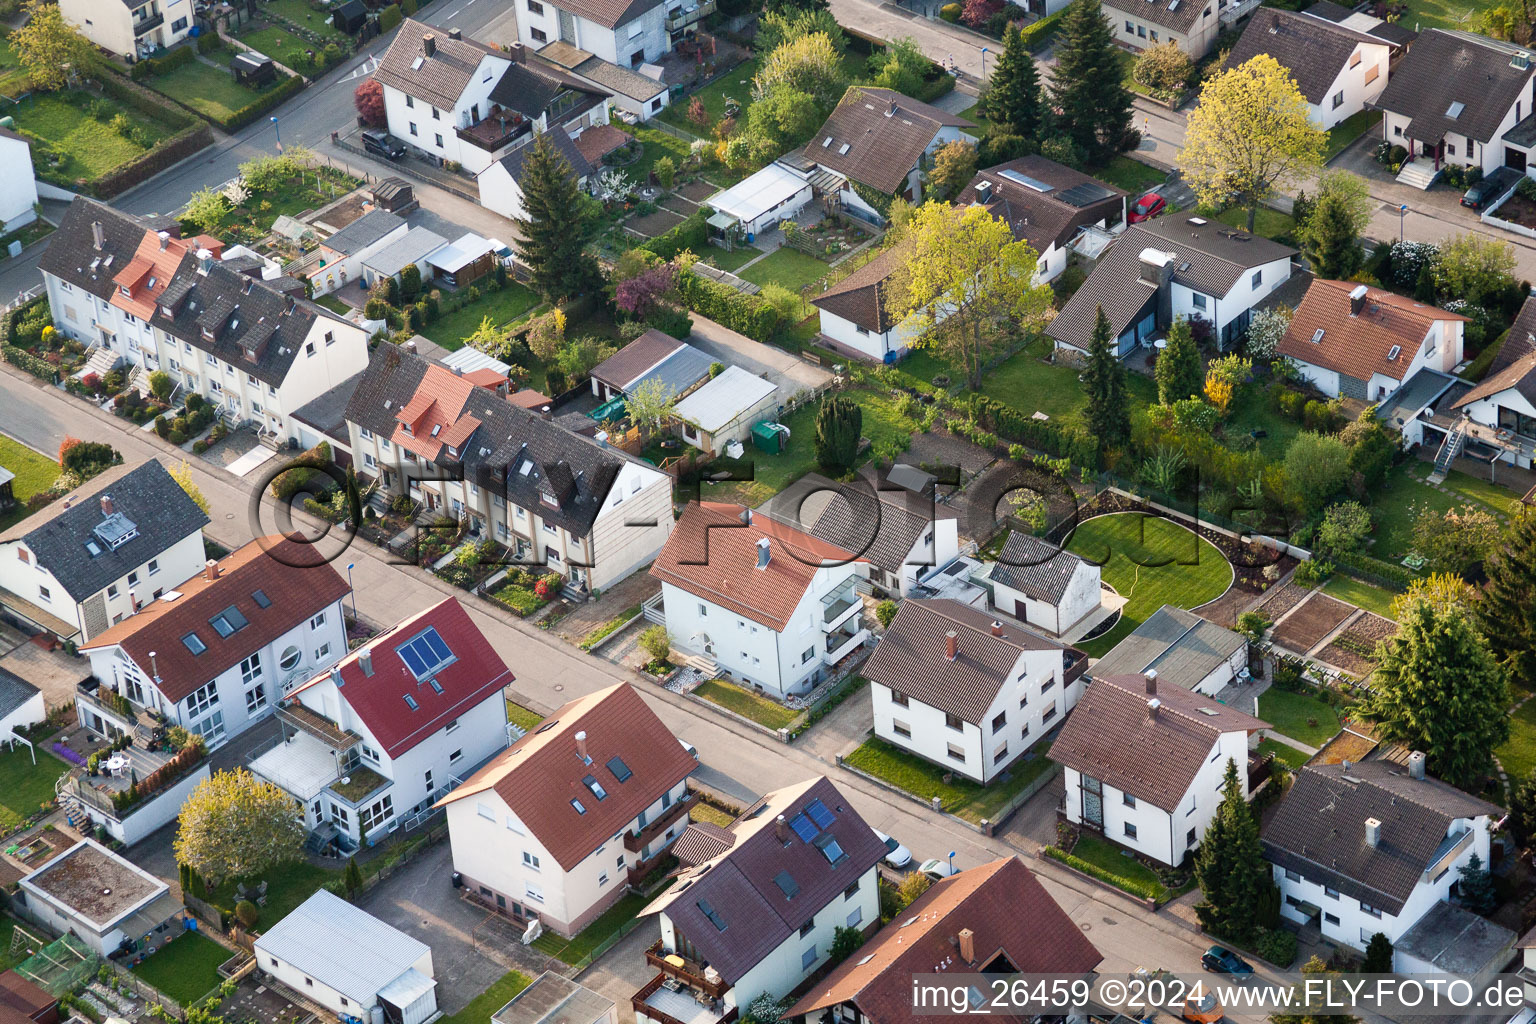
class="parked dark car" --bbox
[1128,191,1167,223]
[1462,166,1522,210]
[1201,945,1254,975]
[361,129,406,161]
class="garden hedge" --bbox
[1333,549,1414,590]
[637,210,709,263]
[675,269,783,342]
[377,4,403,31]
[965,393,1101,469]
[216,73,306,131]
[129,45,197,81]
[1017,8,1067,50]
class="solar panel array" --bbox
[398,627,454,680]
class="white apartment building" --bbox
[78,537,351,750]
[1053,671,1269,867]
[59,0,193,60]
[1264,756,1500,952]
[439,683,699,936]
[1224,8,1392,129]
[0,460,208,643]
[344,343,675,593]
[863,599,1086,785]
[651,504,871,700]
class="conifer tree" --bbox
[1049,0,1132,160]
[1301,191,1365,280]
[1154,317,1203,405]
[983,24,1044,142]
[517,132,603,302]
[1082,306,1129,447]
[1478,511,1536,692]
[1194,759,1272,943]
[813,394,862,475]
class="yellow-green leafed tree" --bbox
[886,202,1054,390]
[169,459,209,516]
[174,769,305,886]
[752,32,847,108]
[1178,54,1325,233]
[10,0,95,92]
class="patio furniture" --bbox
[105,753,129,776]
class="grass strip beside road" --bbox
[844,736,1055,824]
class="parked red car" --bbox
[1128,191,1167,223]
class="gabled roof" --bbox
[254,890,431,1004]
[1277,279,1464,383]
[955,156,1125,256]
[986,532,1091,605]
[1050,674,1268,811]
[1262,760,1499,916]
[810,245,906,335]
[1455,294,1536,408]
[1048,217,1296,350]
[289,597,511,758]
[38,199,159,303]
[110,226,217,321]
[787,857,1102,1023]
[0,460,209,604]
[0,668,39,723]
[496,127,592,186]
[79,537,350,702]
[1376,29,1536,145]
[538,0,663,30]
[321,208,405,257]
[591,329,682,389]
[803,471,957,576]
[1225,8,1388,105]
[651,503,866,631]
[1090,605,1246,686]
[374,19,506,111]
[390,362,482,461]
[862,599,1075,725]
[438,683,696,871]
[641,777,886,986]
[808,87,973,196]
[1104,0,1206,34]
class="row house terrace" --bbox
[250,596,512,852]
[344,343,674,593]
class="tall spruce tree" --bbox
[1361,934,1394,974]
[1154,317,1203,405]
[1082,306,1130,447]
[1300,191,1364,280]
[517,132,604,302]
[983,24,1044,142]
[1049,0,1132,161]
[1478,510,1536,691]
[814,394,862,475]
[1194,759,1271,943]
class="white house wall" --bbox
[1310,43,1391,129]
[1170,255,1292,341]
[516,0,668,67]
[1106,3,1220,57]
[988,560,1101,637]
[897,519,959,597]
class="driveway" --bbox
[684,318,832,401]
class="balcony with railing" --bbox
[624,792,698,852]
[133,8,165,34]
[820,580,860,629]
[456,108,533,153]
[75,678,163,738]
[634,973,736,1024]
[643,941,731,1001]
[666,0,715,30]
[824,617,866,663]
[249,704,363,803]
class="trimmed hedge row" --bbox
[637,210,708,263]
[377,4,403,31]
[67,70,211,198]
[1333,549,1414,591]
[965,392,1101,469]
[129,45,197,81]
[213,72,306,131]
[676,269,784,342]
[1018,8,1067,50]
[1041,847,1161,902]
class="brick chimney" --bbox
[129,589,139,612]
[775,814,789,843]
[945,631,957,661]
[576,730,590,764]
[1147,697,1161,720]
[205,558,219,582]
[359,648,373,677]
[100,494,114,517]
[1144,669,1157,696]
[92,221,104,251]
[1365,816,1381,848]
[990,620,1004,637]
[422,33,437,57]
[957,928,975,964]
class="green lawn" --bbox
[506,700,544,732]
[899,337,1157,429]
[1063,513,1234,656]
[1321,575,1399,619]
[11,90,176,181]
[622,126,699,188]
[956,101,988,132]
[258,0,351,41]
[207,860,338,934]
[214,166,361,237]
[1368,464,1478,562]
[1061,833,1168,901]
[659,57,762,133]
[1089,156,1167,196]
[1258,737,1311,769]
[438,971,532,1024]
[0,435,60,532]
[1258,689,1341,748]
[1221,395,1302,461]
[738,247,833,293]
[0,746,69,830]
[315,294,351,316]
[1409,463,1522,518]
[144,60,270,123]
[131,930,227,1004]
[1215,205,1297,243]
[1397,0,1493,31]
[1325,111,1383,163]
[531,891,648,964]
[693,679,799,731]
[236,24,333,70]
[1497,700,1536,783]
[844,736,1057,824]
[701,244,765,273]
[0,38,30,97]
[700,385,922,506]
[419,285,541,350]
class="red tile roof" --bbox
[1277,279,1466,384]
[80,537,350,702]
[438,682,696,871]
[288,596,512,758]
[508,388,553,409]
[391,363,482,460]
[650,503,866,631]
[110,231,220,321]
[788,857,1102,1023]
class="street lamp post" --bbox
[1399,203,1408,242]
[271,115,282,152]
[981,47,989,78]
[345,562,357,626]
[947,850,957,875]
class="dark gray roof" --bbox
[292,371,365,446]
[957,156,1126,255]
[497,126,592,185]
[1454,295,1536,409]
[803,476,956,577]
[1262,761,1500,916]
[37,199,151,303]
[321,208,405,256]
[361,226,449,279]
[1090,605,1245,686]
[1105,0,1207,34]
[1376,29,1536,145]
[988,532,1089,605]
[374,19,505,111]
[344,345,635,540]
[1393,900,1515,975]
[0,667,39,722]
[809,88,974,196]
[1048,218,1296,350]
[1225,8,1388,105]
[629,345,714,399]
[489,56,607,118]
[0,461,209,603]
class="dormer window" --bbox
[119,285,131,298]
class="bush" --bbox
[1293,558,1333,587]
[129,45,197,81]
[234,900,259,928]
[270,441,333,501]
[675,269,784,342]
[1251,928,1297,967]
[646,305,693,339]
[1041,847,1160,901]
[639,625,671,662]
[939,2,961,19]
[1333,548,1416,589]
[401,0,418,13]
[875,600,898,627]
[61,441,121,479]
[1016,7,1067,49]
[964,393,1100,469]
[377,3,403,31]
[637,210,709,262]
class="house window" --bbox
[1325,912,1339,925]
[107,584,119,599]
[1284,869,1301,882]
[359,795,394,834]
[450,749,463,763]
[946,743,965,762]
[128,571,139,586]
[1041,704,1057,722]
[531,27,547,41]
[1192,293,1207,310]
[1365,64,1379,85]
[1360,902,1381,918]
[993,742,1008,765]
[1124,822,1138,839]
[529,0,544,10]
[240,652,261,685]
[435,133,444,148]
[843,879,860,899]
[1186,827,1197,846]
[892,691,909,707]
[1324,886,1340,899]
[186,680,218,718]
[801,946,818,969]
[430,107,440,121]
[525,883,544,903]
[1125,19,1134,30]
[991,711,1006,732]
[1041,678,1055,692]
[945,713,963,731]
[310,611,327,629]
[406,95,414,108]
[1349,50,1362,67]
[799,918,816,938]
[598,871,608,885]
[1123,793,1136,807]
[1251,270,1263,288]
[801,647,814,664]
[1150,29,1158,40]
[1137,24,1146,36]
[523,851,540,870]
[651,98,663,112]
[893,720,912,738]
[1332,92,1344,110]
[147,560,159,576]
[409,122,418,136]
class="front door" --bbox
[1508,147,1529,172]
[558,9,575,42]
[1081,774,1104,829]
